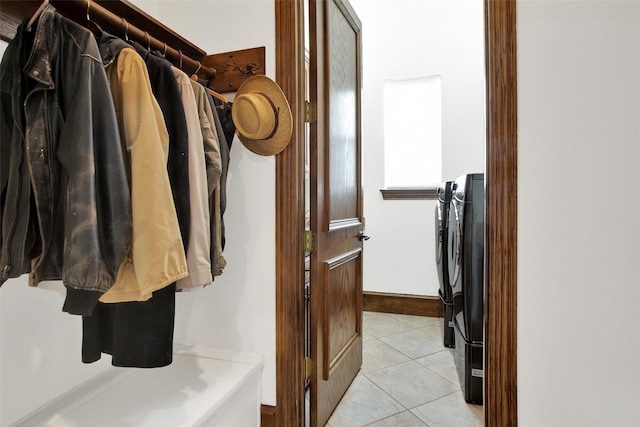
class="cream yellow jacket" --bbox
[174,68,213,288]
[190,81,226,280]
[100,47,188,303]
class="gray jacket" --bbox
[0,5,131,315]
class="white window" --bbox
[383,75,442,188]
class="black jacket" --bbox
[0,5,131,315]
[131,40,191,248]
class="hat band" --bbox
[258,92,280,140]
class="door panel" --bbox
[327,0,359,223]
[323,247,361,379]
[309,0,363,425]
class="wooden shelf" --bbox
[203,47,266,93]
[0,0,265,87]
[1,1,204,60]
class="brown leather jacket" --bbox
[0,5,131,315]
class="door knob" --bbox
[359,231,370,241]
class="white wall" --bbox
[0,277,114,426]
[8,2,639,425]
[145,0,277,407]
[0,2,277,425]
[349,0,485,296]
[517,1,640,426]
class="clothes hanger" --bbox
[158,43,168,58]
[121,18,130,42]
[191,62,228,104]
[85,0,103,38]
[190,62,201,80]
[26,0,49,32]
[144,31,151,51]
[208,89,228,104]
[150,42,168,59]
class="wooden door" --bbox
[275,2,517,425]
[308,0,363,425]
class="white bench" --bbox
[15,345,264,427]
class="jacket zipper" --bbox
[21,88,49,274]
[3,90,44,278]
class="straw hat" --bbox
[232,75,293,156]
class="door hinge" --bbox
[305,357,313,380]
[305,101,316,123]
[304,230,316,252]
[304,282,310,302]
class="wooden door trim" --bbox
[485,1,518,425]
[274,0,518,425]
[275,1,306,425]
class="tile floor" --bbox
[325,311,484,427]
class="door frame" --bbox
[274,0,518,425]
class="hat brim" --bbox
[234,75,293,156]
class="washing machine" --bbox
[435,181,455,348]
[448,173,485,405]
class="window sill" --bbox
[380,187,437,200]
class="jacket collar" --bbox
[98,32,130,66]
[22,4,57,88]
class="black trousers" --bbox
[82,283,176,368]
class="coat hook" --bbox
[194,61,202,75]
[178,50,183,69]
[235,64,256,75]
[86,0,91,21]
[162,43,168,57]
[144,31,151,50]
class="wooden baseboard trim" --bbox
[261,404,276,427]
[363,292,443,317]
